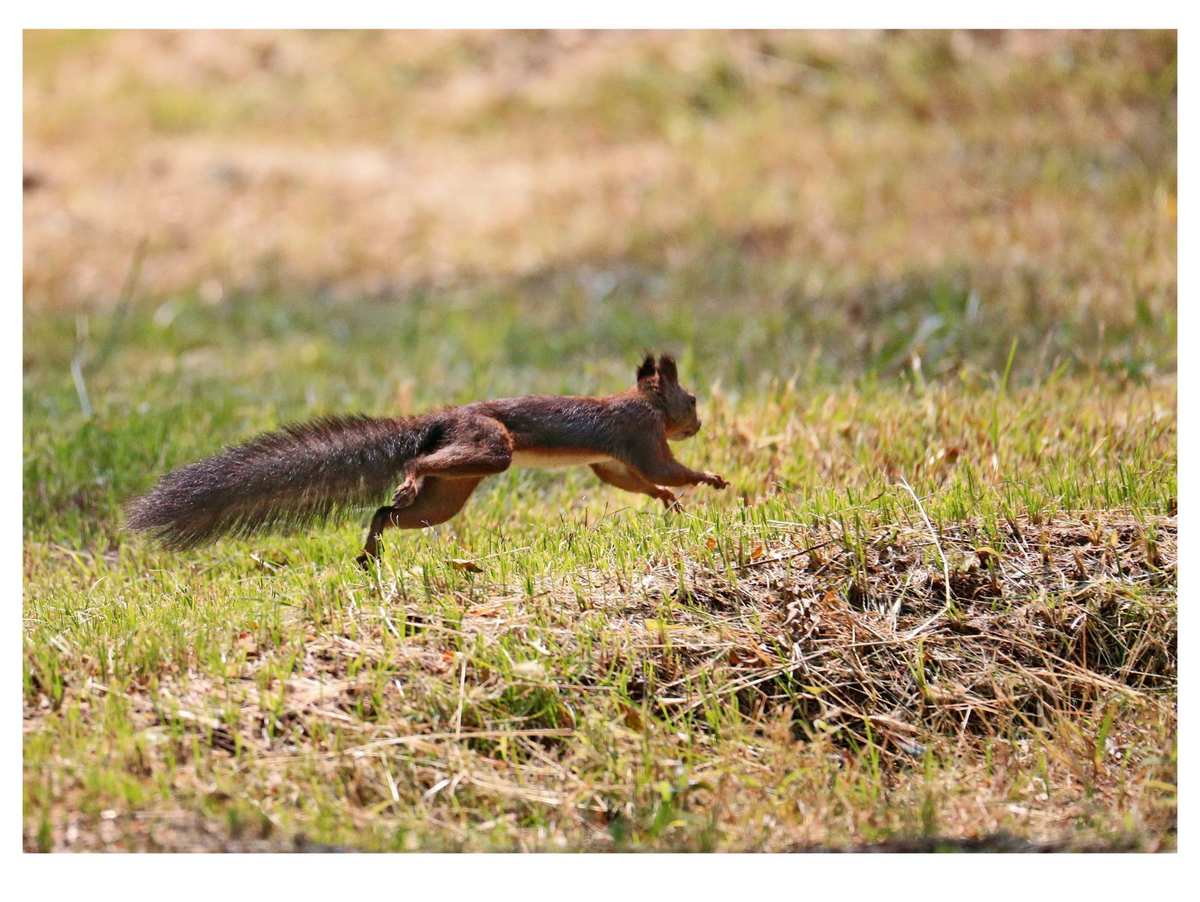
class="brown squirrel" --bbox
[126,354,728,566]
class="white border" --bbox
[8,2,1190,895]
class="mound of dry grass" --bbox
[656,513,1175,749]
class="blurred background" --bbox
[23,30,1176,541]
[25,30,1175,370]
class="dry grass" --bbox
[24,509,1176,851]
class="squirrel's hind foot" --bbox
[392,475,423,508]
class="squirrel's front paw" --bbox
[703,472,729,490]
[659,490,682,512]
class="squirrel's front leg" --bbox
[624,435,728,490]
[591,462,681,510]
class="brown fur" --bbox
[125,354,727,565]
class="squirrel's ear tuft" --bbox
[657,354,678,383]
[636,354,657,384]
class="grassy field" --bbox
[23,30,1176,851]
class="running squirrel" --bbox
[126,354,728,567]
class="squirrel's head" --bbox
[636,353,701,440]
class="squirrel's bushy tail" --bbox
[126,414,434,549]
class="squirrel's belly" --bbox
[511,449,612,470]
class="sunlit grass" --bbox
[23,290,1176,850]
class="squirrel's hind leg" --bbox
[357,476,485,569]
[357,505,397,568]
[384,414,511,516]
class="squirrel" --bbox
[126,354,728,567]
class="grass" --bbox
[23,30,1176,851]
[22,285,1178,851]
